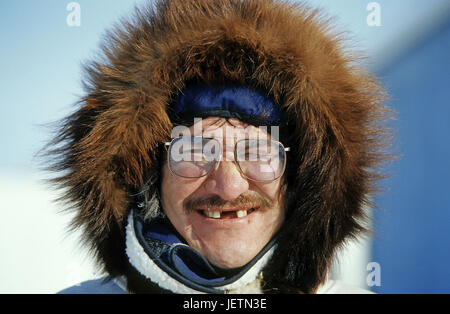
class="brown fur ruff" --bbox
[45,0,392,293]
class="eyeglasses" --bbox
[165,137,290,182]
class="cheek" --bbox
[161,164,183,213]
[254,179,283,201]
[160,163,204,215]
[253,180,286,223]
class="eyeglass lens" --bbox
[168,137,286,181]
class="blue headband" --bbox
[172,82,284,126]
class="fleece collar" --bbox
[125,209,277,294]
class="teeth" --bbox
[236,210,248,218]
[203,209,251,219]
[204,211,221,219]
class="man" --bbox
[53,0,391,294]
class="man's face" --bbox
[161,117,286,269]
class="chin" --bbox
[199,241,260,269]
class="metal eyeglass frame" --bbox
[164,136,290,182]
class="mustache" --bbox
[183,193,275,213]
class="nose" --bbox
[203,161,249,201]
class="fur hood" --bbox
[46,0,391,293]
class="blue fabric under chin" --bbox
[172,82,284,126]
[143,220,227,286]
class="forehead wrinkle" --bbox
[188,117,272,143]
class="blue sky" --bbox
[0,0,449,172]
